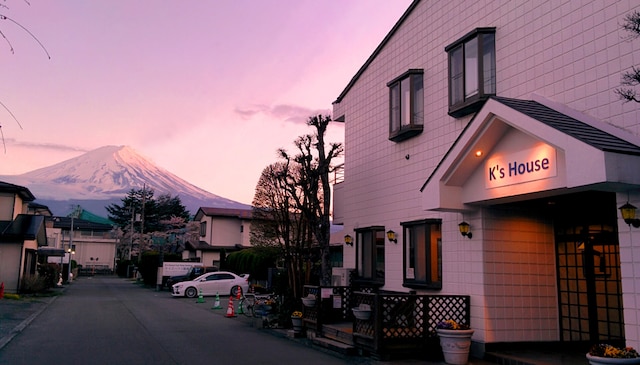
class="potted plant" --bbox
[352,304,372,320]
[435,319,474,365]
[587,344,640,364]
[290,311,303,333]
[301,294,316,307]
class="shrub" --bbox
[20,275,47,293]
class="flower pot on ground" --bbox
[291,311,303,333]
[436,320,473,365]
[587,344,640,365]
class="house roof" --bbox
[184,240,245,252]
[28,202,53,216]
[333,0,419,104]
[0,214,47,244]
[0,181,36,202]
[194,207,252,221]
[492,97,640,156]
[421,96,640,211]
[50,216,114,232]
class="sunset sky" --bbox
[0,1,412,205]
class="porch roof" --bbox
[421,96,640,211]
[0,214,47,245]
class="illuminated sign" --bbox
[485,145,557,188]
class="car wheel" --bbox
[185,287,198,298]
[230,285,242,297]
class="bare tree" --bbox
[251,162,312,298]
[278,115,343,286]
[0,2,50,151]
[616,10,640,103]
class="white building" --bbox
[186,207,253,268]
[332,0,640,356]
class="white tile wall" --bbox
[334,0,640,348]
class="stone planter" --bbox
[587,354,640,365]
[436,328,474,365]
[291,316,303,333]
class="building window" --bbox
[356,227,385,284]
[446,27,495,118]
[200,221,206,236]
[388,69,424,142]
[402,219,442,289]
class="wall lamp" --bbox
[620,202,640,228]
[344,234,353,246]
[386,230,397,243]
[458,221,472,239]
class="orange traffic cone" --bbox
[226,294,236,318]
[0,282,4,299]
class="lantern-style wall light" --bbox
[386,230,397,243]
[344,234,353,246]
[619,202,640,228]
[458,221,472,239]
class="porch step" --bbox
[311,336,358,356]
[322,323,354,345]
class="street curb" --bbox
[0,294,60,351]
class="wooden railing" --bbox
[302,285,470,359]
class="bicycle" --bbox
[239,293,256,317]
[239,292,280,327]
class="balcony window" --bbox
[388,69,424,142]
[356,227,385,284]
[403,219,442,289]
[446,27,496,117]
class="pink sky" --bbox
[0,1,412,205]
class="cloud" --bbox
[235,103,331,125]
[3,138,89,153]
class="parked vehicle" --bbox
[171,271,249,298]
[165,266,217,288]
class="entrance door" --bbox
[554,193,624,343]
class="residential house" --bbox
[186,207,252,268]
[332,0,640,358]
[0,182,48,293]
[49,215,117,276]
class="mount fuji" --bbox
[0,145,250,216]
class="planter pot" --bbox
[301,297,316,307]
[291,316,303,333]
[587,354,640,365]
[352,308,372,320]
[436,328,474,365]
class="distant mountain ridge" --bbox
[0,145,250,216]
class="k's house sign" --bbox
[485,145,557,188]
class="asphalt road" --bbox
[0,277,368,365]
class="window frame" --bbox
[354,226,386,286]
[387,69,424,142]
[445,27,496,118]
[199,221,207,237]
[402,219,442,290]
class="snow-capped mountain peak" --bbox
[0,145,249,215]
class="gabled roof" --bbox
[194,207,252,221]
[0,181,36,202]
[492,97,640,156]
[0,214,47,244]
[421,97,640,211]
[333,0,419,104]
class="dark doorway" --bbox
[552,191,624,343]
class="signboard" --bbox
[485,145,557,188]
